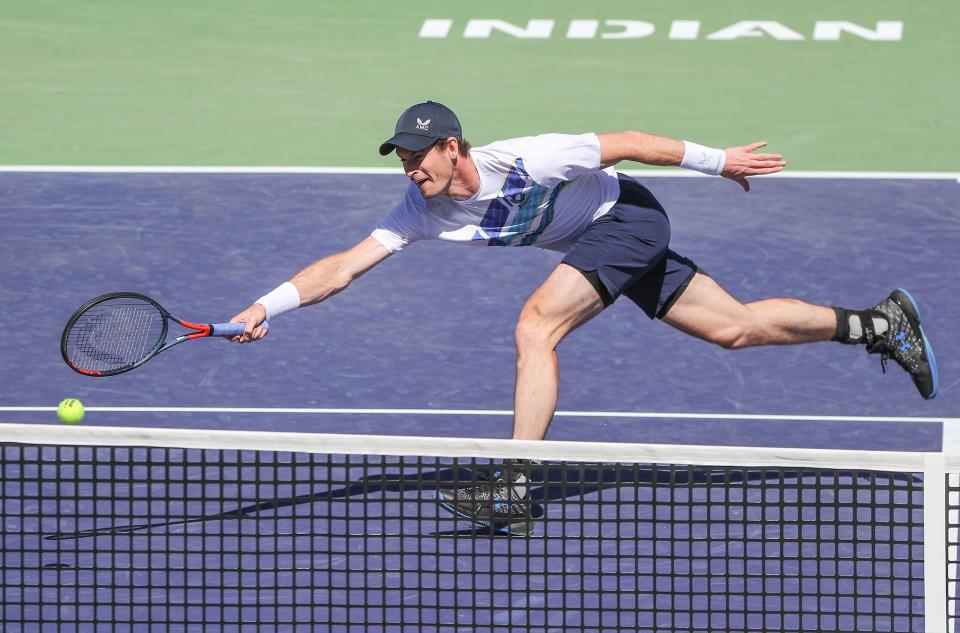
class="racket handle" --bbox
[210,321,270,338]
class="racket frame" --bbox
[61,292,229,377]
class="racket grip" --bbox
[210,321,270,337]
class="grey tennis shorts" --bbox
[561,174,698,319]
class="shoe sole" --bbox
[894,288,938,399]
[434,490,533,536]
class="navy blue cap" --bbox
[379,101,462,156]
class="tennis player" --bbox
[230,101,938,535]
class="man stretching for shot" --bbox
[230,101,938,535]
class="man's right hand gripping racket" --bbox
[61,292,268,376]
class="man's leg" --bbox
[435,263,603,535]
[513,263,606,440]
[661,272,938,398]
[660,272,836,348]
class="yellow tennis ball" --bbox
[57,398,85,424]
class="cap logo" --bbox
[416,117,431,131]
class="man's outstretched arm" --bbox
[596,131,787,192]
[230,235,392,342]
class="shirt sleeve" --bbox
[489,133,603,188]
[370,182,427,253]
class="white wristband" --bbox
[680,141,726,176]
[255,282,301,320]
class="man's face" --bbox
[396,141,455,199]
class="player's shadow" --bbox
[42,463,917,541]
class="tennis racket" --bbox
[61,292,268,376]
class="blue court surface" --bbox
[0,170,957,631]
[0,171,956,448]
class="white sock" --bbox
[848,315,889,341]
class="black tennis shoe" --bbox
[865,289,938,400]
[436,461,534,536]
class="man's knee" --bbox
[710,324,753,350]
[514,304,553,351]
[708,310,773,349]
[514,265,607,353]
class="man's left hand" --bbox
[722,142,786,192]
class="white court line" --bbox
[0,165,958,181]
[0,165,402,174]
[0,405,954,424]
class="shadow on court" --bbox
[42,464,919,541]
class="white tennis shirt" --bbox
[371,133,620,253]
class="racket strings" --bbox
[66,300,165,372]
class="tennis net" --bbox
[1,422,958,632]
